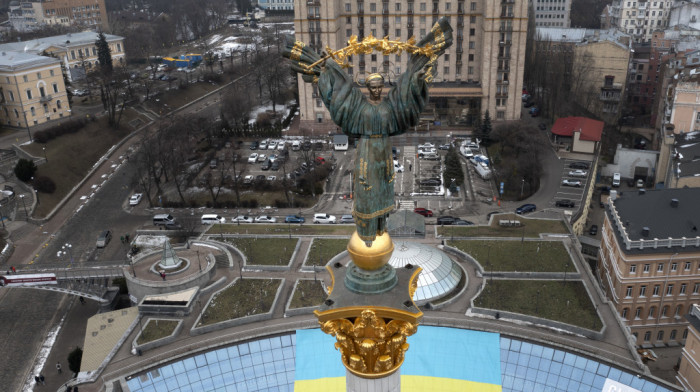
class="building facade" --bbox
[7,0,108,32]
[257,0,294,10]
[0,52,71,129]
[678,304,700,391]
[598,187,700,347]
[603,0,674,44]
[530,0,571,27]
[293,0,528,133]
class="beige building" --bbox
[293,0,528,132]
[8,0,108,32]
[668,79,700,135]
[0,52,71,129]
[598,187,700,347]
[0,32,126,81]
[603,0,673,44]
[530,0,572,27]
[679,304,700,391]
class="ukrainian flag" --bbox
[295,326,502,391]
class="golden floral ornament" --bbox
[319,309,418,378]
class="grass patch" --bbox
[437,214,568,238]
[475,280,600,329]
[21,109,146,218]
[306,238,348,266]
[136,319,179,345]
[449,240,572,272]
[208,223,355,236]
[199,278,281,326]
[226,237,298,266]
[289,279,326,309]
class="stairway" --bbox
[397,199,416,211]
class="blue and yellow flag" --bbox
[295,326,502,391]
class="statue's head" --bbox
[365,73,384,102]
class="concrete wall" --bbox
[284,279,322,317]
[132,319,183,353]
[601,144,658,180]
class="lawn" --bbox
[136,319,179,345]
[448,240,572,272]
[198,278,281,326]
[21,108,146,218]
[475,280,601,330]
[306,238,348,266]
[208,223,355,236]
[289,279,326,309]
[437,214,568,238]
[226,237,298,266]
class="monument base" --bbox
[347,367,401,392]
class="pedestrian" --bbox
[66,387,72,392]
[34,375,40,385]
[120,236,124,244]
[79,296,85,305]
[409,163,412,172]
[11,265,16,273]
[160,271,166,281]
[56,361,62,374]
[73,386,78,392]
[39,374,45,384]
[125,234,130,242]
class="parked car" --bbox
[313,213,336,224]
[339,214,355,224]
[555,199,575,208]
[436,216,458,225]
[524,100,535,108]
[589,225,599,235]
[232,215,254,223]
[636,179,645,188]
[522,93,531,101]
[277,141,286,151]
[418,151,440,160]
[261,159,272,170]
[284,215,305,223]
[568,170,588,178]
[257,154,267,162]
[271,161,280,171]
[562,179,582,187]
[315,156,326,165]
[438,143,451,150]
[419,178,441,186]
[612,172,621,187]
[516,204,536,214]
[129,193,143,206]
[255,215,277,223]
[569,161,590,169]
[529,107,540,117]
[243,175,254,185]
[96,230,112,248]
[417,142,435,149]
[454,219,475,225]
[394,161,404,172]
[259,140,268,150]
[268,140,277,150]
[210,158,217,168]
[266,175,276,181]
[248,153,259,163]
[250,141,259,150]
[413,207,434,217]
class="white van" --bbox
[612,173,621,187]
[291,141,301,151]
[153,214,176,226]
[201,214,226,225]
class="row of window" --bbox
[633,328,685,343]
[3,83,60,102]
[622,304,686,321]
[3,100,63,118]
[624,282,699,298]
[70,43,122,60]
[71,5,100,12]
[624,1,670,8]
[344,1,478,13]
[628,261,698,274]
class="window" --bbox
[345,3,351,12]
[117,43,122,52]
[8,91,14,101]
[666,284,674,295]
[346,29,352,37]
[653,285,660,296]
[657,330,664,341]
[468,66,473,75]
[26,90,32,99]
[395,3,401,11]
[469,41,475,49]
[643,331,651,341]
[71,50,76,60]
[396,29,401,37]
[684,329,689,339]
[43,104,48,113]
[30,107,36,116]
[662,305,669,317]
[643,264,650,272]
[622,308,629,319]
[443,66,449,74]
[370,16,376,24]
[670,329,677,340]
[316,113,323,123]
[648,306,655,318]
[370,3,376,11]
[639,286,646,297]
[604,75,614,86]
[470,1,476,11]
[371,54,377,61]
[470,15,476,23]
[468,54,474,61]
[675,305,682,316]
[39,87,45,97]
[23,75,28,83]
[635,307,642,319]
[694,283,700,294]
[657,263,664,272]
[685,262,691,271]
[50,70,54,76]
[420,2,426,11]
[52,83,58,93]
[680,283,687,295]
[469,28,475,36]
[630,264,637,273]
[36,72,41,79]
[671,263,677,272]
[625,286,633,297]
[445,2,451,10]
[56,100,61,109]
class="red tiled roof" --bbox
[551,117,604,142]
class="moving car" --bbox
[516,204,536,214]
[96,230,112,248]
[436,216,458,225]
[413,207,433,217]
[201,214,226,224]
[612,172,621,187]
[589,225,598,235]
[129,193,143,206]
[255,215,277,223]
[562,179,582,187]
[285,215,305,223]
[568,170,587,178]
[232,215,254,223]
[339,214,355,224]
[555,199,575,208]
[394,161,404,172]
[313,213,336,224]
[248,153,258,163]
[569,161,590,170]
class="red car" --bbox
[414,208,433,217]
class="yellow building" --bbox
[678,304,700,391]
[668,79,700,135]
[0,51,71,130]
[598,187,700,347]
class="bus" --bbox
[0,273,57,287]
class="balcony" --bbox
[501,13,514,18]
[499,40,512,46]
[39,95,52,102]
[407,23,414,29]
[457,21,464,28]
[408,10,413,15]
[307,14,320,19]
[382,8,389,14]
[382,23,389,29]
[458,8,464,14]
[306,0,320,5]
[357,9,364,15]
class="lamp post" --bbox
[42,146,47,162]
[536,289,541,315]
[0,203,4,229]
[19,194,28,217]
[520,178,525,199]
[22,111,32,142]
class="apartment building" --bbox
[293,0,528,132]
[679,304,700,391]
[603,0,674,44]
[0,52,71,129]
[257,0,294,10]
[8,0,108,32]
[530,0,572,27]
[598,187,700,347]
[0,31,125,81]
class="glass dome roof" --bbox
[388,241,463,304]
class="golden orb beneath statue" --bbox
[347,231,394,271]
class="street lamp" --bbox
[22,111,32,142]
[19,194,28,217]
[42,146,47,162]
[520,178,525,199]
[0,203,4,228]
[57,243,73,265]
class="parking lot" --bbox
[549,159,593,212]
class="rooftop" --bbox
[0,50,59,70]
[0,31,123,55]
[551,117,604,142]
[674,131,700,179]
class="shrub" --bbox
[14,159,37,182]
[33,175,56,193]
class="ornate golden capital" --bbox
[319,309,418,379]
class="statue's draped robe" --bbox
[317,62,428,242]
